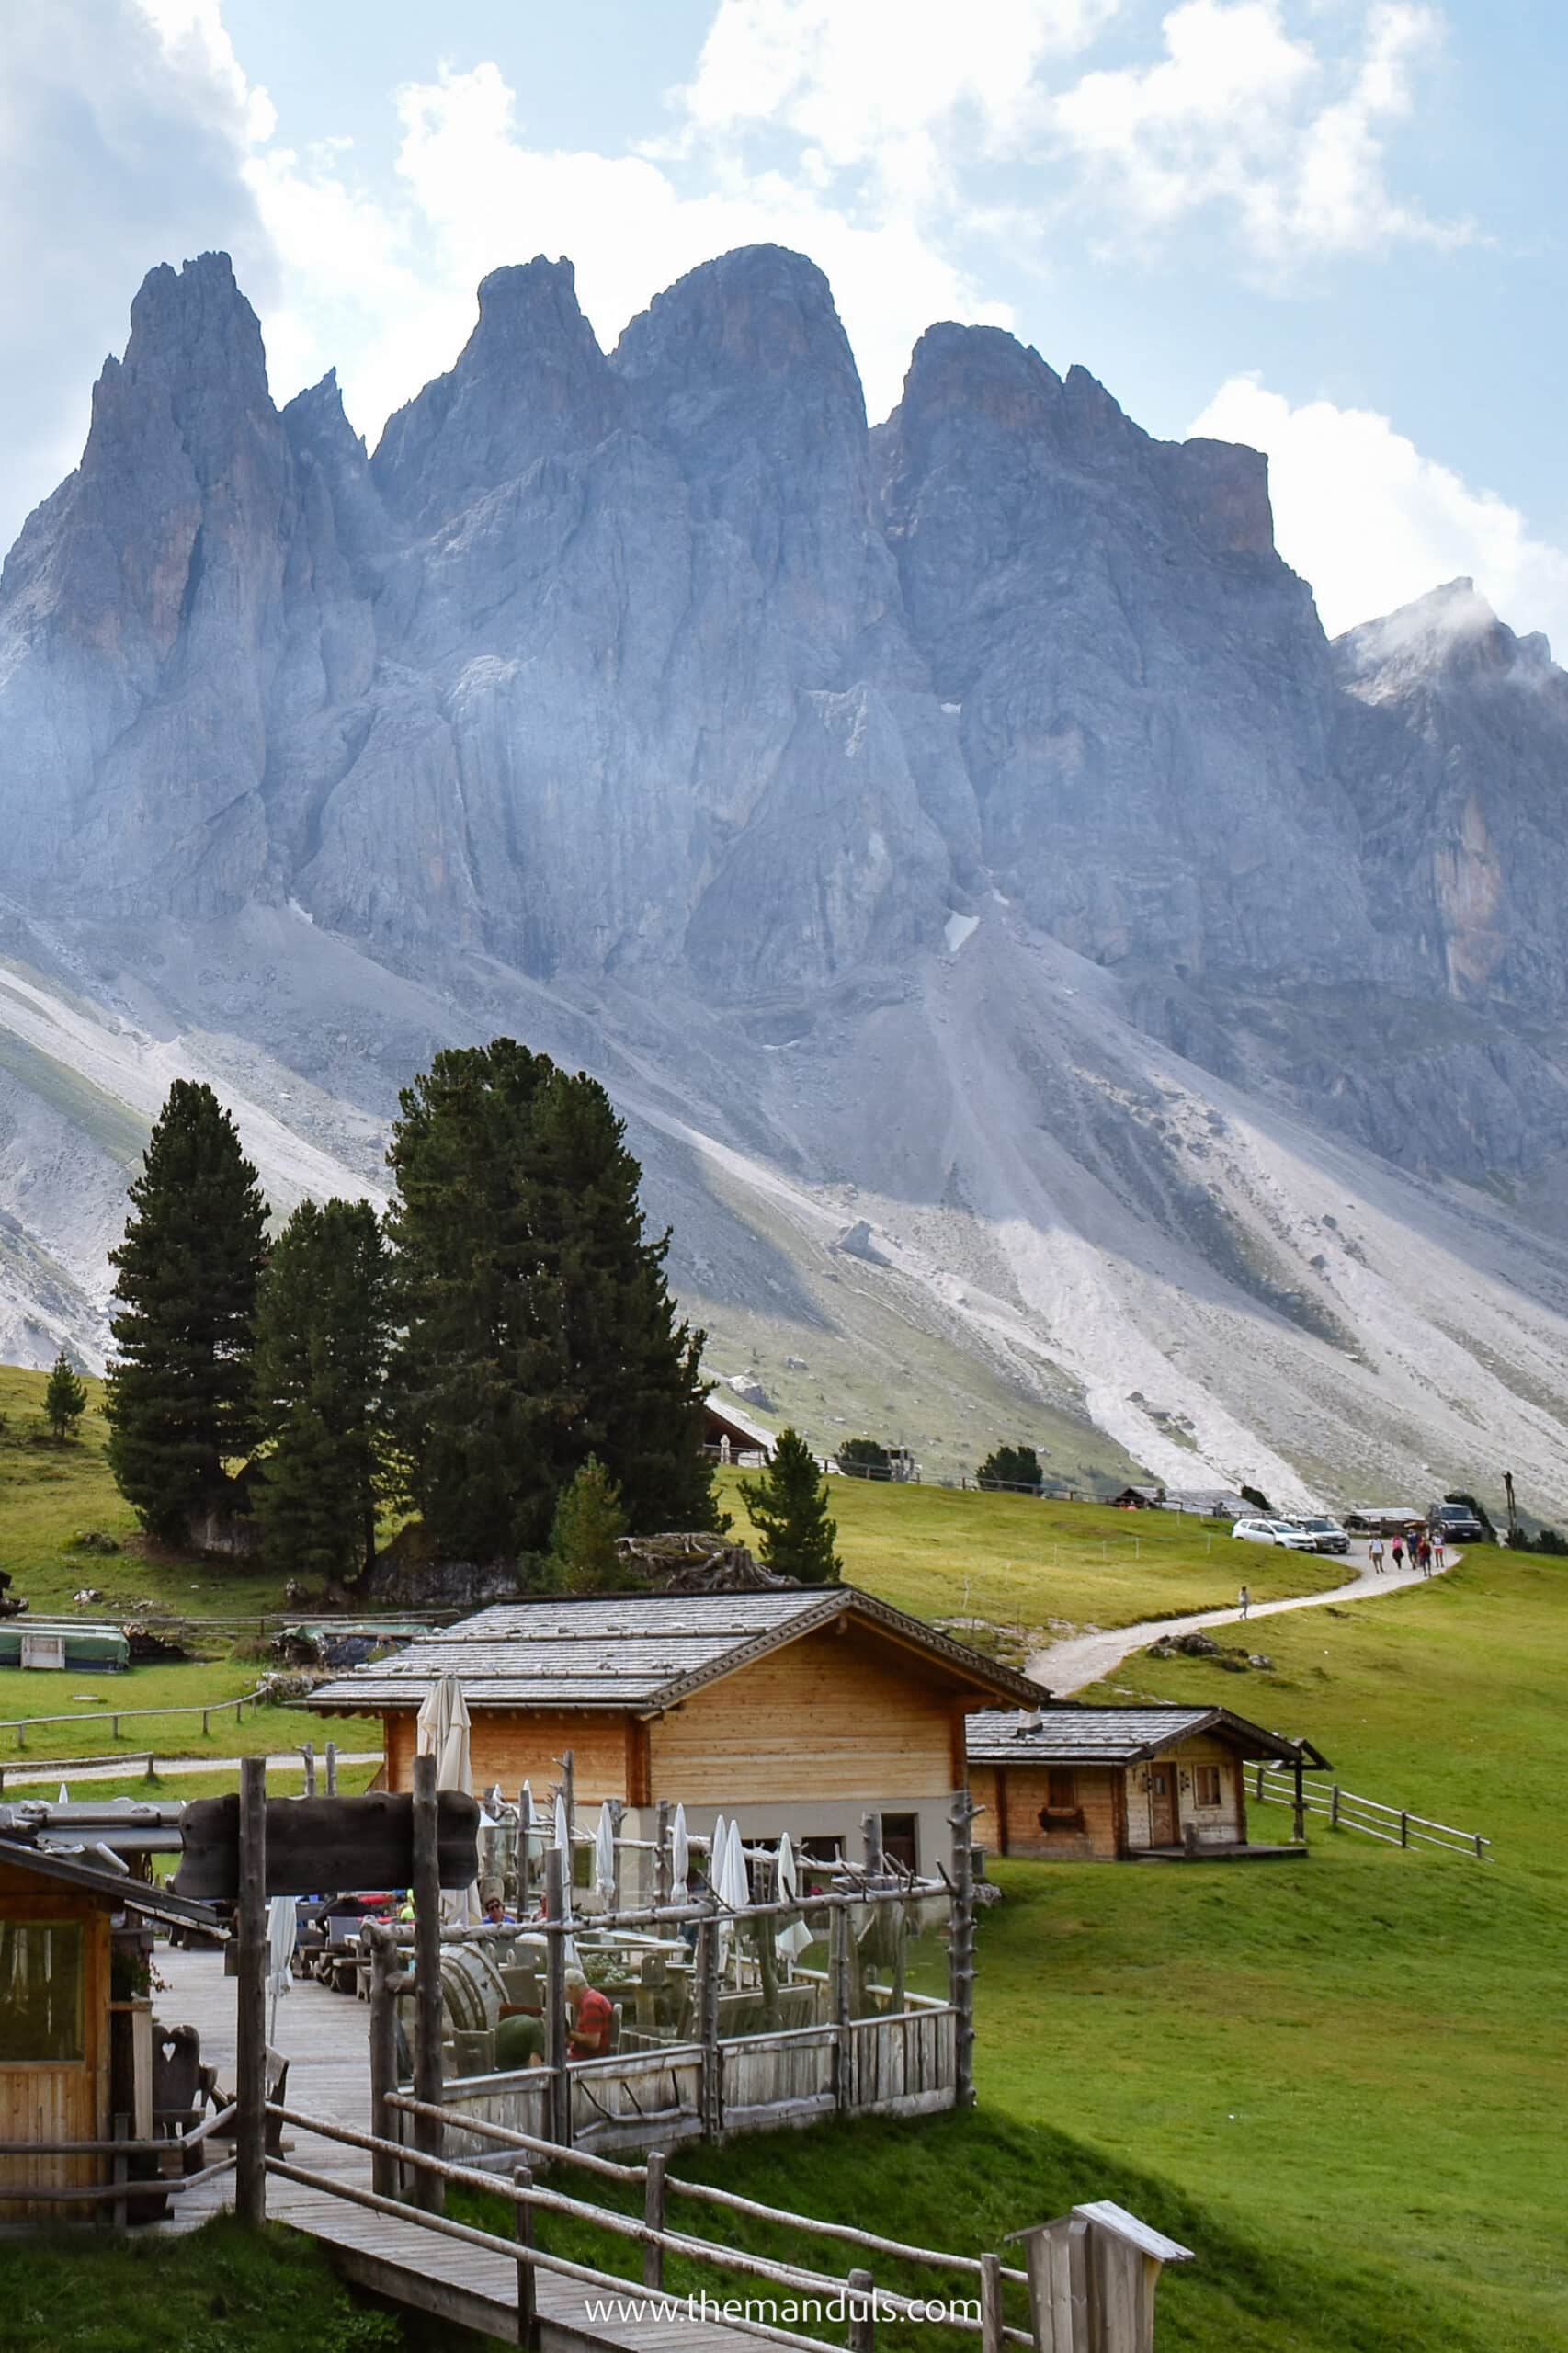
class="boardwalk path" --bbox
[1028,1540,1455,1695]
[156,1948,765,2350]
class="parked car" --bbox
[1232,1518,1322,1551]
[1290,1515,1350,1555]
[1428,1501,1487,1543]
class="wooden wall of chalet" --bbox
[0,1857,110,2218]
[970,1762,1124,1860]
[383,1709,634,1804]
[649,1622,964,1806]
[1124,1735,1246,1851]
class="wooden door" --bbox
[1148,1765,1179,1847]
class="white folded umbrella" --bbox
[775,1831,813,1962]
[724,1818,749,1911]
[267,1893,298,2040]
[671,1802,689,1902]
[416,1672,476,1923]
[594,1802,617,1904]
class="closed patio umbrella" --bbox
[416,1673,475,1922]
[671,1803,689,1902]
[594,1802,617,1906]
[775,1831,812,1964]
[267,1893,298,2041]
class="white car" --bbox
[1231,1517,1322,1551]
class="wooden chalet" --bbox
[966,1705,1328,1861]
[307,1587,1046,1879]
[0,1835,217,2217]
[699,1394,776,1462]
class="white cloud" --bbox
[1189,374,1568,649]
[1051,0,1466,263]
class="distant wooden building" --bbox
[1110,1485,1165,1510]
[308,1589,1046,1880]
[966,1705,1327,1861]
[700,1395,776,1464]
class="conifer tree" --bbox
[739,1427,842,1584]
[548,1456,630,1593]
[43,1349,87,1442]
[252,1199,389,1584]
[385,1039,719,1563]
[106,1080,268,1543]
[977,1442,1043,1493]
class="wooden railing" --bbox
[0,1686,266,1752]
[0,2102,237,2220]
[1252,1765,1489,1857]
[267,2097,1027,2350]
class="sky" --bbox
[3,0,1564,645]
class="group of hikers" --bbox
[1368,1526,1444,1576]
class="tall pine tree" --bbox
[739,1427,842,1584]
[106,1080,268,1543]
[386,1039,718,1562]
[252,1199,389,1585]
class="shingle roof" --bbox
[306,1586,1049,1715]
[965,1705,1323,1768]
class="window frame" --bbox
[0,1917,88,2067]
[1193,1763,1223,1810]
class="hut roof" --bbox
[965,1703,1327,1768]
[0,1835,221,1927]
[306,1586,1048,1715]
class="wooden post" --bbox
[512,2161,538,2349]
[517,1786,534,1913]
[110,2111,130,2231]
[235,1755,268,2225]
[847,2266,877,2351]
[561,1747,575,1858]
[980,2251,1004,2353]
[653,1799,671,1908]
[543,1848,570,2146]
[368,1924,400,2199]
[1330,1784,1340,1827]
[411,1750,446,2212]
[757,1894,780,2029]
[1400,1810,1410,1848]
[697,1905,723,2139]
[1292,1757,1306,1845]
[609,1797,624,1910]
[949,1790,977,2109]
[324,1741,338,1797]
[642,2148,668,2289]
[830,1903,854,2115]
[301,1741,316,1798]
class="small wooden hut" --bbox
[967,1705,1327,1860]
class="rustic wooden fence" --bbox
[1252,1764,1489,1857]
[0,1685,266,1752]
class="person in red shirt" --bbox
[564,1966,614,2057]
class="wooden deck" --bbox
[153,1947,771,2350]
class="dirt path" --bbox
[1027,1541,1455,1695]
[0,1747,382,1790]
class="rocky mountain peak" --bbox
[370,253,621,534]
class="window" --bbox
[881,1814,918,1873]
[0,1922,85,2063]
[1046,1769,1076,1812]
[799,1836,844,1863]
[1193,1765,1222,1809]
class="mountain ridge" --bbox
[2,244,1567,1511]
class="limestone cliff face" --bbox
[2,243,1567,1200]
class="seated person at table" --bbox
[564,1966,615,2057]
[494,2012,546,2069]
[482,1894,514,1927]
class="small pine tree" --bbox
[106,1080,269,1543]
[548,1457,630,1593]
[252,1199,390,1586]
[837,1438,891,1480]
[977,1443,1043,1494]
[739,1427,841,1584]
[43,1350,87,1442]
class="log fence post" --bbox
[948,1789,977,2109]
[1292,1756,1306,1844]
[324,1741,338,1796]
[411,1750,445,2212]
[1400,1810,1410,1848]
[830,1903,854,2115]
[697,1903,723,2139]
[235,1755,268,2225]
[368,1924,400,2199]
[653,1799,671,1908]
[301,1742,316,1798]
[642,2148,668,2289]
[512,2161,538,2349]
[980,2250,1004,2353]
[543,1848,570,2146]
[847,2266,877,2351]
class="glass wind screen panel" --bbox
[0,1921,86,2062]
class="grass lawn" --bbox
[0,1658,380,1768]
[721,1467,1341,1634]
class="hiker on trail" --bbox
[1391,1537,1405,1571]
[1238,1583,1251,1620]
[1416,1533,1431,1575]
[1369,1535,1386,1574]
[1432,1531,1446,1570]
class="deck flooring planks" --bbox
[153,1947,780,2350]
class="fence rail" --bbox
[1253,1765,1489,1857]
[0,1685,267,1749]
